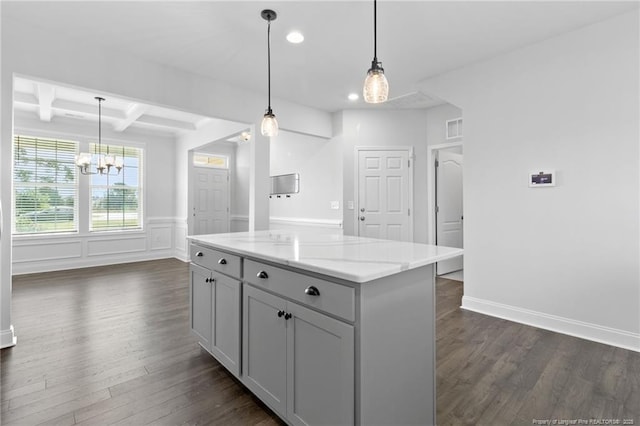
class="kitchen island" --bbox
[188,229,463,426]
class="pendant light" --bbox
[75,97,123,175]
[363,0,389,103]
[260,9,279,137]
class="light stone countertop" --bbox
[188,229,463,283]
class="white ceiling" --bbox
[7,1,639,136]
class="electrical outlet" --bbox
[330,201,340,210]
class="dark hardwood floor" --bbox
[1,259,638,425]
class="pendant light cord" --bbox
[267,17,272,112]
[98,98,102,153]
[373,0,377,63]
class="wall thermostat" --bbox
[529,170,555,187]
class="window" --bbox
[193,153,228,169]
[90,144,143,231]
[13,135,78,234]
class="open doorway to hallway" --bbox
[427,141,463,281]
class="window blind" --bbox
[89,143,143,231]
[13,135,78,234]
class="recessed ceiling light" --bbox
[286,31,304,44]
[348,93,359,101]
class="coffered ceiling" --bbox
[6,1,638,137]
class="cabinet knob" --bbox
[304,286,320,296]
[257,271,269,279]
[218,258,227,265]
[284,312,292,320]
[205,277,210,283]
[277,310,285,318]
[196,251,204,257]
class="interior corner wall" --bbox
[341,109,429,242]
[419,10,640,351]
[269,130,342,229]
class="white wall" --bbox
[0,9,332,347]
[269,130,342,229]
[420,10,640,351]
[233,141,251,232]
[340,109,430,243]
[10,113,178,275]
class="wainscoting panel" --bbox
[12,217,184,275]
[12,239,82,263]
[148,217,175,251]
[174,218,189,261]
[87,235,147,256]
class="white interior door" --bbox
[357,149,411,242]
[193,167,229,235]
[436,150,463,274]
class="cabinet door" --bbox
[287,302,354,426]
[190,263,212,351]
[243,285,287,416]
[210,272,241,377]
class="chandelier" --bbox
[75,97,123,175]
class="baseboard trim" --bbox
[1,325,17,349]
[461,296,640,353]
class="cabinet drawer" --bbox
[244,259,355,322]
[190,244,241,278]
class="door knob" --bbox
[360,216,365,221]
[360,208,365,212]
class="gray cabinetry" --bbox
[243,271,354,426]
[189,263,212,351]
[190,244,242,377]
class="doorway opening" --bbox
[427,142,463,280]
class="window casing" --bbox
[89,144,143,231]
[13,135,78,234]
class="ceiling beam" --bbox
[113,103,147,132]
[136,115,198,131]
[51,99,127,120]
[36,83,55,122]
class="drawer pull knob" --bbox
[205,278,210,283]
[196,251,204,257]
[257,271,269,279]
[218,258,227,265]
[284,312,292,320]
[304,286,320,296]
[277,310,285,318]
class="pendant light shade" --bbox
[261,9,279,137]
[261,109,279,137]
[363,64,389,104]
[363,0,389,104]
